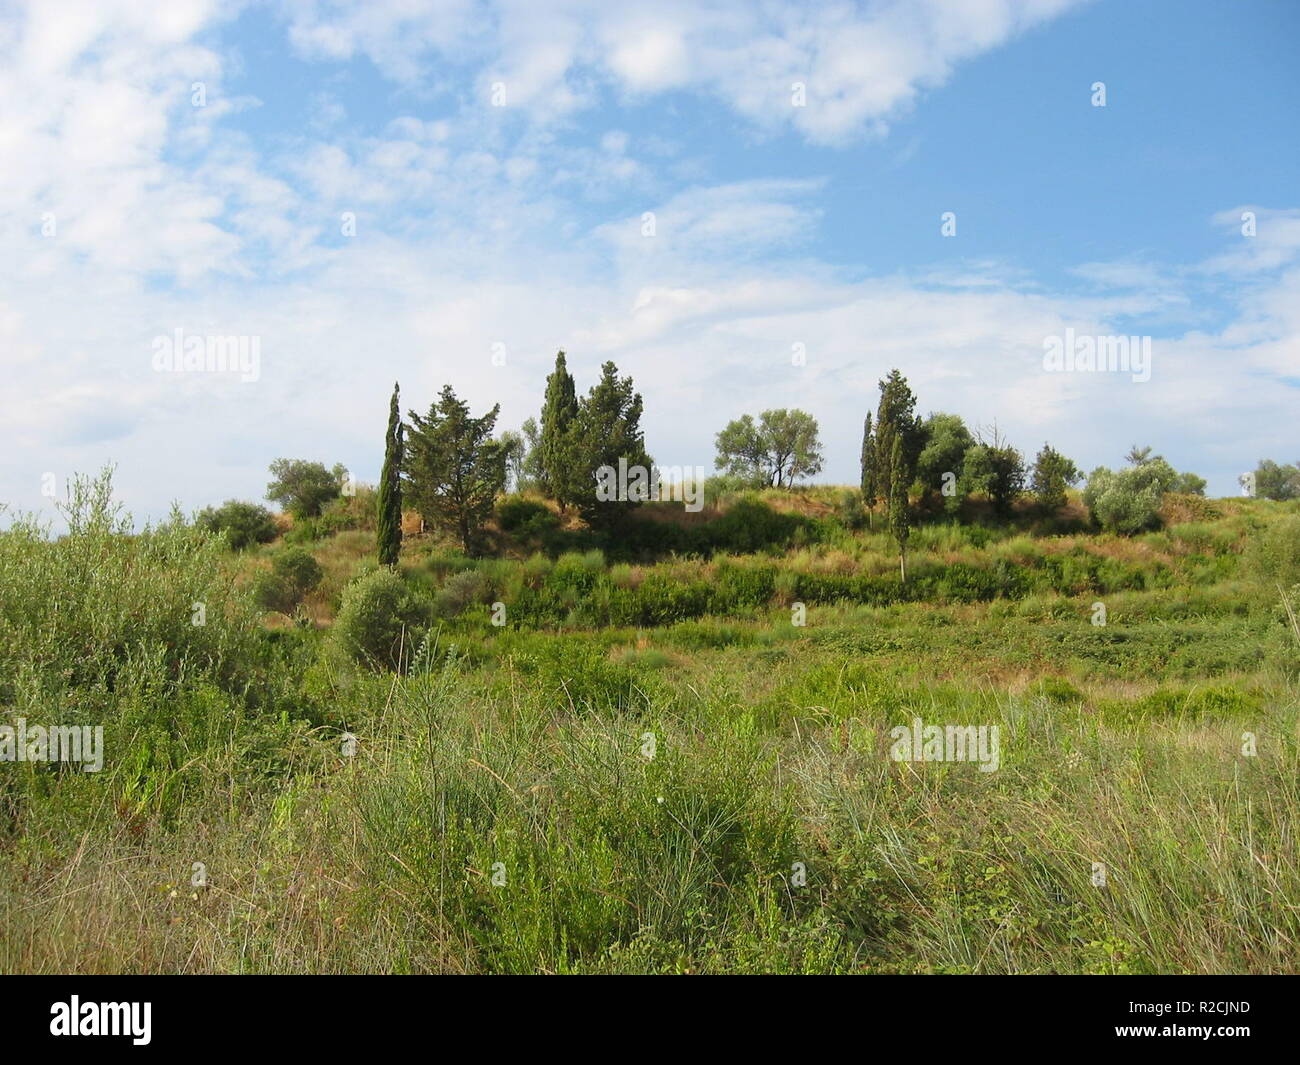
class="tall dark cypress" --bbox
[889,433,910,583]
[376,381,403,566]
[539,351,579,509]
[860,412,876,519]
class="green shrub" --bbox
[516,636,642,711]
[496,496,559,537]
[702,474,757,507]
[549,550,605,594]
[334,567,431,670]
[1084,461,1177,535]
[1244,514,1300,589]
[713,561,777,608]
[195,499,277,550]
[435,569,493,619]
[317,486,378,534]
[834,490,867,531]
[253,547,324,615]
[0,469,262,699]
[1038,676,1084,704]
[705,500,806,554]
[283,518,322,545]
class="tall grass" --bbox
[2,475,1297,973]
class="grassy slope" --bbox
[1,487,1297,974]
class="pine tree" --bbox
[376,382,403,566]
[889,434,911,584]
[405,386,506,556]
[575,360,652,530]
[539,351,579,509]
[1030,443,1080,511]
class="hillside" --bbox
[2,476,1297,974]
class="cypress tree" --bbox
[539,351,579,509]
[873,369,920,514]
[889,434,911,584]
[860,412,876,527]
[376,382,403,566]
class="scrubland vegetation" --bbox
[2,463,1298,974]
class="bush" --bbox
[705,500,806,553]
[434,569,493,619]
[550,550,606,593]
[496,496,558,535]
[835,490,867,530]
[317,486,378,534]
[1084,461,1177,534]
[1245,514,1300,589]
[253,547,324,615]
[196,500,277,550]
[0,469,262,698]
[703,474,761,507]
[333,567,430,670]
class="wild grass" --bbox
[1,472,1297,973]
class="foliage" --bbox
[964,435,1025,517]
[1244,513,1300,589]
[498,429,527,494]
[0,467,262,699]
[266,458,347,518]
[519,417,544,492]
[1030,443,1081,510]
[539,351,580,507]
[376,382,403,566]
[333,567,430,670]
[916,412,976,514]
[317,485,377,535]
[871,370,923,513]
[1252,459,1300,501]
[573,361,653,530]
[253,546,324,615]
[1084,459,1178,534]
[715,409,824,489]
[405,385,507,556]
[860,413,876,512]
[196,499,277,550]
[888,434,911,581]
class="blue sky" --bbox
[1,0,1298,525]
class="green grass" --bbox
[1,473,1298,973]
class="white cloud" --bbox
[277,0,1089,143]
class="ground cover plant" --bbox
[2,465,1296,975]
